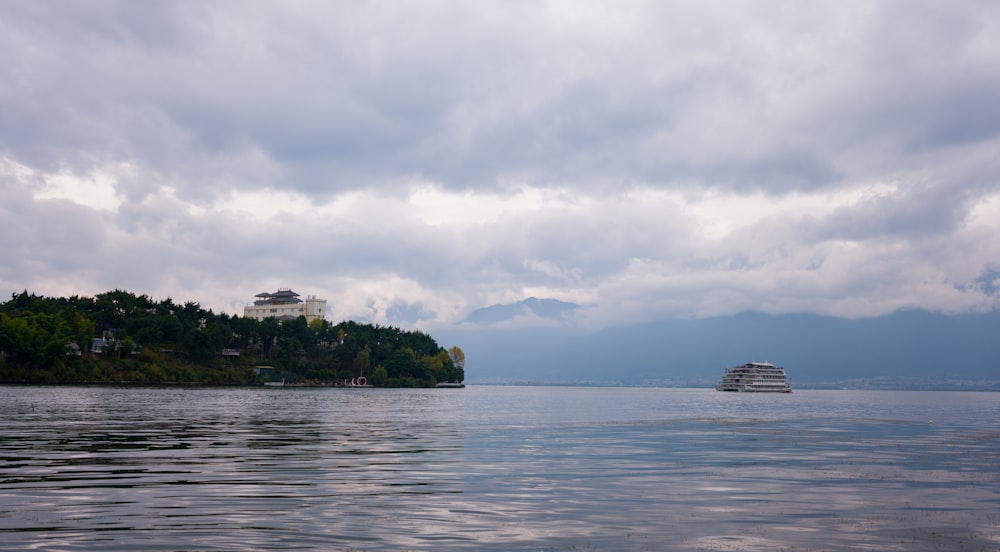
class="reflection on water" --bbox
[1,386,998,550]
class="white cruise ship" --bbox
[715,361,792,393]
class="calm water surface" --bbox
[1,386,997,551]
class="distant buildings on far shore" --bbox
[243,288,327,323]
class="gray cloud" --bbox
[2,1,1000,329]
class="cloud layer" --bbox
[2,1,1000,329]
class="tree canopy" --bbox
[0,290,464,387]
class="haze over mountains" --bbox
[437,298,1000,388]
[462,297,580,325]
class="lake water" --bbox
[0,386,997,551]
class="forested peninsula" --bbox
[0,290,464,387]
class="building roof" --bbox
[255,288,301,298]
[252,288,304,305]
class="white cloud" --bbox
[5,157,125,212]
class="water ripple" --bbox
[1,386,998,550]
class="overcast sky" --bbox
[2,1,999,331]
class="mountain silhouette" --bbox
[463,297,580,325]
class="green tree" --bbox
[353,346,371,377]
[0,311,72,380]
[309,317,324,333]
[385,347,418,379]
[448,346,465,371]
[185,329,218,365]
[370,364,388,386]
[72,312,96,353]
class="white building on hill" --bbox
[243,289,327,323]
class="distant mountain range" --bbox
[436,302,1000,388]
[463,297,580,325]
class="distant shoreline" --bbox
[465,380,1000,392]
[2,380,997,392]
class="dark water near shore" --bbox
[1,386,997,551]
